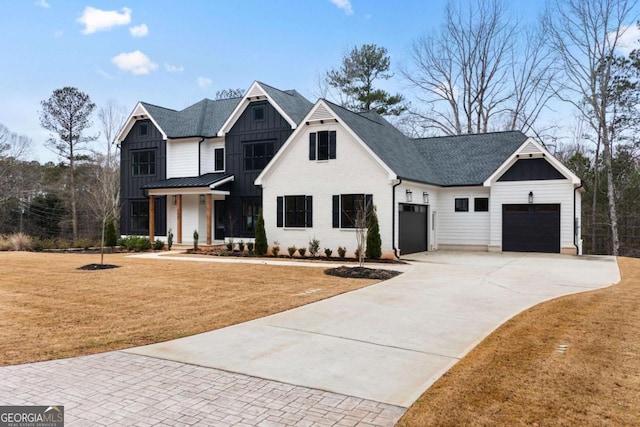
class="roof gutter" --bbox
[197,137,205,176]
[574,180,584,255]
[392,178,402,259]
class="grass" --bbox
[399,257,640,427]
[0,251,376,366]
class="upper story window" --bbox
[252,105,265,121]
[455,198,469,212]
[214,147,224,172]
[131,150,156,176]
[139,123,148,136]
[474,197,489,212]
[309,131,337,161]
[332,193,373,228]
[243,141,274,171]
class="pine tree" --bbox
[254,209,268,256]
[366,206,382,259]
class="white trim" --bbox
[148,187,230,196]
[217,81,297,136]
[255,99,397,186]
[209,175,234,189]
[116,102,168,144]
[483,137,581,186]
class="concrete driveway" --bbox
[127,251,619,408]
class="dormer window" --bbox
[252,105,265,121]
[309,131,336,161]
[139,123,148,136]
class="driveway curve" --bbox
[128,251,620,408]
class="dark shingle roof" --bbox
[143,173,232,189]
[326,100,528,186]
[258,82,314,125]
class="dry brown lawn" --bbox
[399,257,640,427]
[0,251,376,366]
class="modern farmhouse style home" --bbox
[117,82,584,256]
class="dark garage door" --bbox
[399,204,428,254]
[502,204,560,253]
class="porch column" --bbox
[149,195,155,242]
[177,194,182,244]
[206,194,212,245]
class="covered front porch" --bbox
[143,173,233,245]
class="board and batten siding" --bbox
[261,122,394,257]
[436,187,491,249]
[167,138,200,178]
[489,180,577,252]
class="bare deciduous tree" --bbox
[543,0,638,256]
[87,153,120,265]
[0,123,31,197]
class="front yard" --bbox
[0,252,376,366]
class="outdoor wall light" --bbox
[199,195,205,205]
[528,191,534,204]
[406,189,413,202]
[423,192,429,204]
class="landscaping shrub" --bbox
[57,239,71,250]
[10,233,32,251]
[272,241,280,256]
[153,239,165,250]
[324,248,333,258]
[0,235,11,251]
[238,241,245,252]
[254,209,268,255]
[308,237,320,257]
[287,246,297,257]
[247,242,254,254]
[122,236,151,252]
[354,248,362,260]
[167,229,174,250]
[74,238,94,250]
[193,230,199,250]
[366,205,382,259]
[337,246,347,258]
[105,218,118,248]
[226,239,234,251]
[298,247,307,257]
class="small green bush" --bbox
[122,236,151,252]
[287,246,297,257]
[226,239,234,251]
[247,242,254,254]
[74,238,94,250]
[324,248,333,258]
[366,205,382,259]
[308,237,320,257]
[337,246,346,258]
[272,241,280,256]
[238,240,245,252]
[57,239,71,250]
[105,218,118,247]
[153,239,165,250]
[354,248,361,260]
[167,229,174,250]
[193,230,199,250]
[298,247,307,257]
[254,209,268,255]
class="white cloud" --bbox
[112,51,158,75]
[97,67,114,79]
[54,30,63,37]
[197,77,213,88]
[35,0,50,8]
[330,0,353,15]
[165,63,184,73]
[613,24,640,56]
[77,6,131,34]
[129,23,148,37]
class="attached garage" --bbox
[502,204,560,253]
[399,204,428,254]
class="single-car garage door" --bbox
[502,204,560,253]
[399,204,428,254]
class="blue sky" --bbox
[2,0,551,162]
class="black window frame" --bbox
[130,200,149,234]
[131,149,156,176]
[252,105,265,121]
[242,199,261,234]
[309,131,336,161]
[139,123,148,136]
[284,195,312,228]
[243,141,275,171]
[214,147,224,172]
[455,198,469,212]
[474,197,489,212]
[336,194,373,229]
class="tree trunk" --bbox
[69,140,78,241]
[591,133,601,253]
[602,138,620,256]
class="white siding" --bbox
[395,182,440,252]
[489,180,577,252]
[436,187,491,247]
[167,139,199,178]
[181,195,200,244]
[200,139,225,174]
[261,123,395,257]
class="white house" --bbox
[256,100,584,257]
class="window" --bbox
[243,199,261,234]
[309,131,336,161]
[243,141,274,170]
[131,150,155,176]
[214,147,224,172]
[130,201,149,233]
[278,195,313,228]
[139,123,148,136]
[333,194,373,228]
[474,197,489,212]
[455,198,469,212]
[252,105,265,121]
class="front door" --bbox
[214,200,226,240]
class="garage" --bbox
[399,204,428,254]
[502,204,560,253]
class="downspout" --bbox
[574,180,584,255]
[392,178,402,259]
[197,137,205,176]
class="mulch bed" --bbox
[324,266,401,280]
[77,264,120,270]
